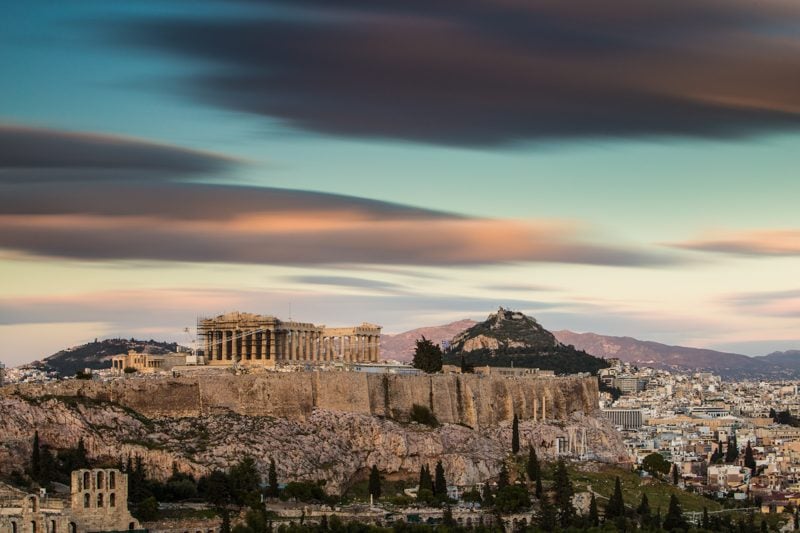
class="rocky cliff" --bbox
[0,393,626,495]
[1,372,599,427]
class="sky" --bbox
[1,0,800,366]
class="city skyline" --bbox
[2,0,800,366]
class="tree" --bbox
[494,485,531,514]
[497,463,509,491]
[31,431,41,482]
[769,408,777,420]
[662,494,687,531]
[535,476,543,500]
[368,465,381,500]
[511,414,520,455]
[605,477,625,520]
[412,337,443,373]
[229,456,261,506]
[710,441,724,463]
[588,494,599,527]
[267,458,279,497]
[220,509,232,533]
[725,435,739,463]
[744,442,756,472]
[553,459,574,527]
[75,438,89,469]
[637,492,651,518]
[702,507,710,530]
[434,460,447,498]
[642,452,672,478]
[442,505,456,527]
[481,482,493,507]
[418,465,433,494]
[672,463,680,485]
[134,496,159,522]
[537,495,557,532]
[527,447,540,484]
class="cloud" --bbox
[119,0,800,146]
[0,123,671,267]
[671,229,800,256]
[286,275,406,293]
[724,288,800,317]
[0,124,236,183]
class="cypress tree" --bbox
[637,492,650,518]
[481,482,493,507]
[662,494,686,531]
[605,476,625,520]
[31,431,41,481]
[744,442,756,472]
[702,507,710,530]
[497,463,509,491]
[368,465,381,500]
[672,463,680,485]
[535,475,543,499]
[267,458,278,497]
[76,437,89,469]
[725,435,739,463]
[511,414,520,455]
[553,459,574,527]
[434,460,447,498]
[588,494,599,527]
[538,495,557,532]
[220,509,231,533]
[527,447,540,483]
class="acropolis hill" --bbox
[0,373,627,494]
[1,372,598,425]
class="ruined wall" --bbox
[1,373,598,427]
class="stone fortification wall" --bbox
[1,373,598,427]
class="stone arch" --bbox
[31,522,37,533]
[128,523,135,530]
[50,521,56,533]
[69,523,76,533]
[11,521,18,533]
[109,471,116,489]
[96,471,104,489]
[83,493,90,508]
[110,493,116,507]
[97,493,104,507]
[82,471,90,489]
[29,496,38,513]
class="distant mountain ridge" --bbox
[384,318,800,379]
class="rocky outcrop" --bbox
[1,372,599,428]
[0,394,628,495]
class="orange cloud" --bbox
[672,229,800,256]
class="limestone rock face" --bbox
[0,393,628,495]
[450,307,560,353]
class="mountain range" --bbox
[384,320,800,379]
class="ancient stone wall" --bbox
[1,373,598,427]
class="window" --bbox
[109,471,116,489]
[97,471,104,489]
[83,493,90,508]
[97,493,104,507]
[129,523,136,530]
[11,522,17,533]
[69,524,76,533]
[50,521,56,533]
[83,472,90,489]
[110,493,116,507]
[31,522,37,533]
[29,496,38,513]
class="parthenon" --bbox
[197,312,381,366]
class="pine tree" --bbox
[702,507,710,530]
[434,460,447,498]
[412,337,443,373]
[605,476,625,520]
[527,447,540,483]
[744,442,756,472]
[498,463,509,491]
[637,492,650,518]
[662,494,686,531]
[588,494,599,527]
[553,459,574,527]
[511,414,520,455]
[267,458,278,497]
[31,431,41,482]
[368,465,381,500]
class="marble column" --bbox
[232,331,239,361]
[222,331,230,360]
[269,330,276,360]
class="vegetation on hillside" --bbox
[41,338,184,376]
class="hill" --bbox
[443,308,609,375]
[381,319,477,361]
[39,338,183,376]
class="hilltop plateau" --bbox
[36,338,184,376]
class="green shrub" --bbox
[410,404,438,427]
